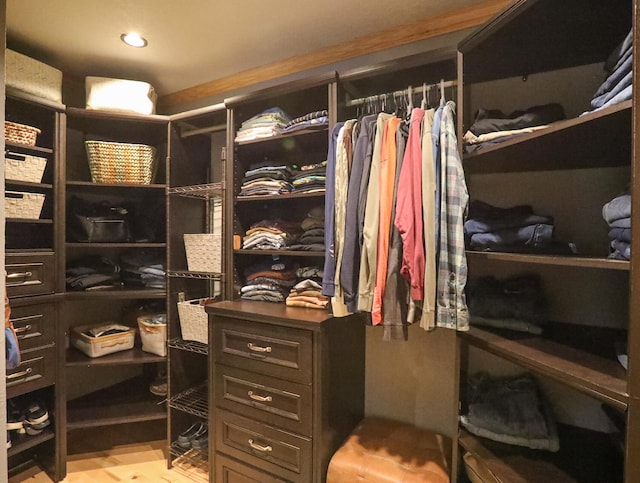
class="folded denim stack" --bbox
[291,161,327,194]
[119,250,166,289]
[238,164,294,197]
[460,373,559,452]
[290,206,325,251]
[465,200,560,253]
[467,274,548,334]
[282,109,328,134]
[235,107,292,142]
[603,193,631,260]
[241,257,298,303]
[587,29,633,114]
[242,219,301,250]
[463,103,566,153]
[285,266,328,310]
[65,255,121,291]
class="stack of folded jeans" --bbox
[242,219,301,250]
[467,274,548,334]
[238,164,293,197]
[603,193,631,260]
[463,103,565,153]
[235,107,292,142]
[66,256,121,291]
[282,110,328,134]
[119,250,166,289]
[291,161,327,194]
[290,206,325,251]
[285,266,328,310]
[587,29,633,113]
[465,200,557,253]
[241,257,298,303]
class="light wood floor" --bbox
[9,440,207,483]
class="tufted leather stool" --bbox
[327,417,451,483]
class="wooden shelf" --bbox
[65,106,169,123]
[236,191,325,202]
[6,218,53,224]
[5,180,53,190]
[463,101,632,174]
[67,376,166,430]
[234,249,324,257]
[235,126,328,146]
[8,428,55,458]
[5,142,53,155]
[460,325,628,410]
[458,426,623,483]
[65,288,166,300]
[66,180,166,190]
[466,251,630,271]
[66,242,166,248]
[167,270,223,280]
[66,347,166,367]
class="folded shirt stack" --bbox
[235,107,292,142]
[291,161,327,194]
[242,219,301,250]
[66,256,121,291]
[285,267,328,310]
[463,103,566,153]
[238,164,293,197]
[119,250,166,289]
[603,193,631,260]
[241,258,298,303]
[290,206,325,251]
[282,110,328,134]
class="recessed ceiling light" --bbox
[121,33,148,48]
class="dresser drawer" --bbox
[9,301,56,352]
[6,345,55,398]
[213,317,313,384]
[216,409,312,483]
[215,454,289,483]
[6,252,55,298]
[216,364,312,436]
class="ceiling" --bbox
[6,0,489,102]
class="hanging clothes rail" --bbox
[344,79,457,107]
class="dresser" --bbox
[206,300,365,483]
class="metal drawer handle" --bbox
[248,439,272,453]
[248,391,272,403]
[13,324,32,335]
[6,271,32,280]
[247,342,272,353]
[6,367,32,380]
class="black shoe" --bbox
[191,424,208,451]
[26,402,48,426]
[7,401,25,431]
[177,422,204,448]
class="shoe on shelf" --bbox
[7,401,25,432]
[25,418,50,432]
[177,421,205,449]
[149,375,167,397]
[191,424,208,451]
[25,402,49,426]
[6,432,11,449]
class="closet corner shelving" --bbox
[60,106,170,478]
[166,102,227,480]
[456,0,637,481]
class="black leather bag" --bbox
[68,196,131,243]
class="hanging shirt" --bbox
[436,101,469,330]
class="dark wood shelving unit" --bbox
[65,242,166,248]
[66,376,167,430]
[8,429,56,458]
[234,249,324,257]
[65,347,166,367]
[64,288,166,299]
[7,218,53,224]
[466,251,630,271]
[6,142,54,155]
[6,180,53,190]
[236,191,325,202]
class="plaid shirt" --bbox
[436,101,469,330]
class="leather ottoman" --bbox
[327,417,451,483]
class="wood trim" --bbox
[158,0,512,109]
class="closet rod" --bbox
[345,79,457,107]
[180,123,227,138]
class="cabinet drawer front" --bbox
[216,409,312,483]
[216,365,312,436]
[214,318,313,384]
[215,454,289,483]
[6,345,55,398]
[9,302,56,352]
[6,252,55,298]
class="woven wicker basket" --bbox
[85,140,157,184]
[5,121,41,146]
[184,234,222,273]
[5,190,45,219]
[5,151,47,183]
[177,298,208,344]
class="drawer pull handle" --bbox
[248,439,273,453]
[248,391,272,403]
[6,367,32,380]
[247,342,272,354]
[13,324,32,335]
[7,271,32,280]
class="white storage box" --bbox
[177,298,209,344]
[86,76,157,114]
[71,324,136,358]
[5,191,45,219]
[184,234,222,273]
[5,151,47,183]
[6,49,63,103]
[137,314,167,357]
